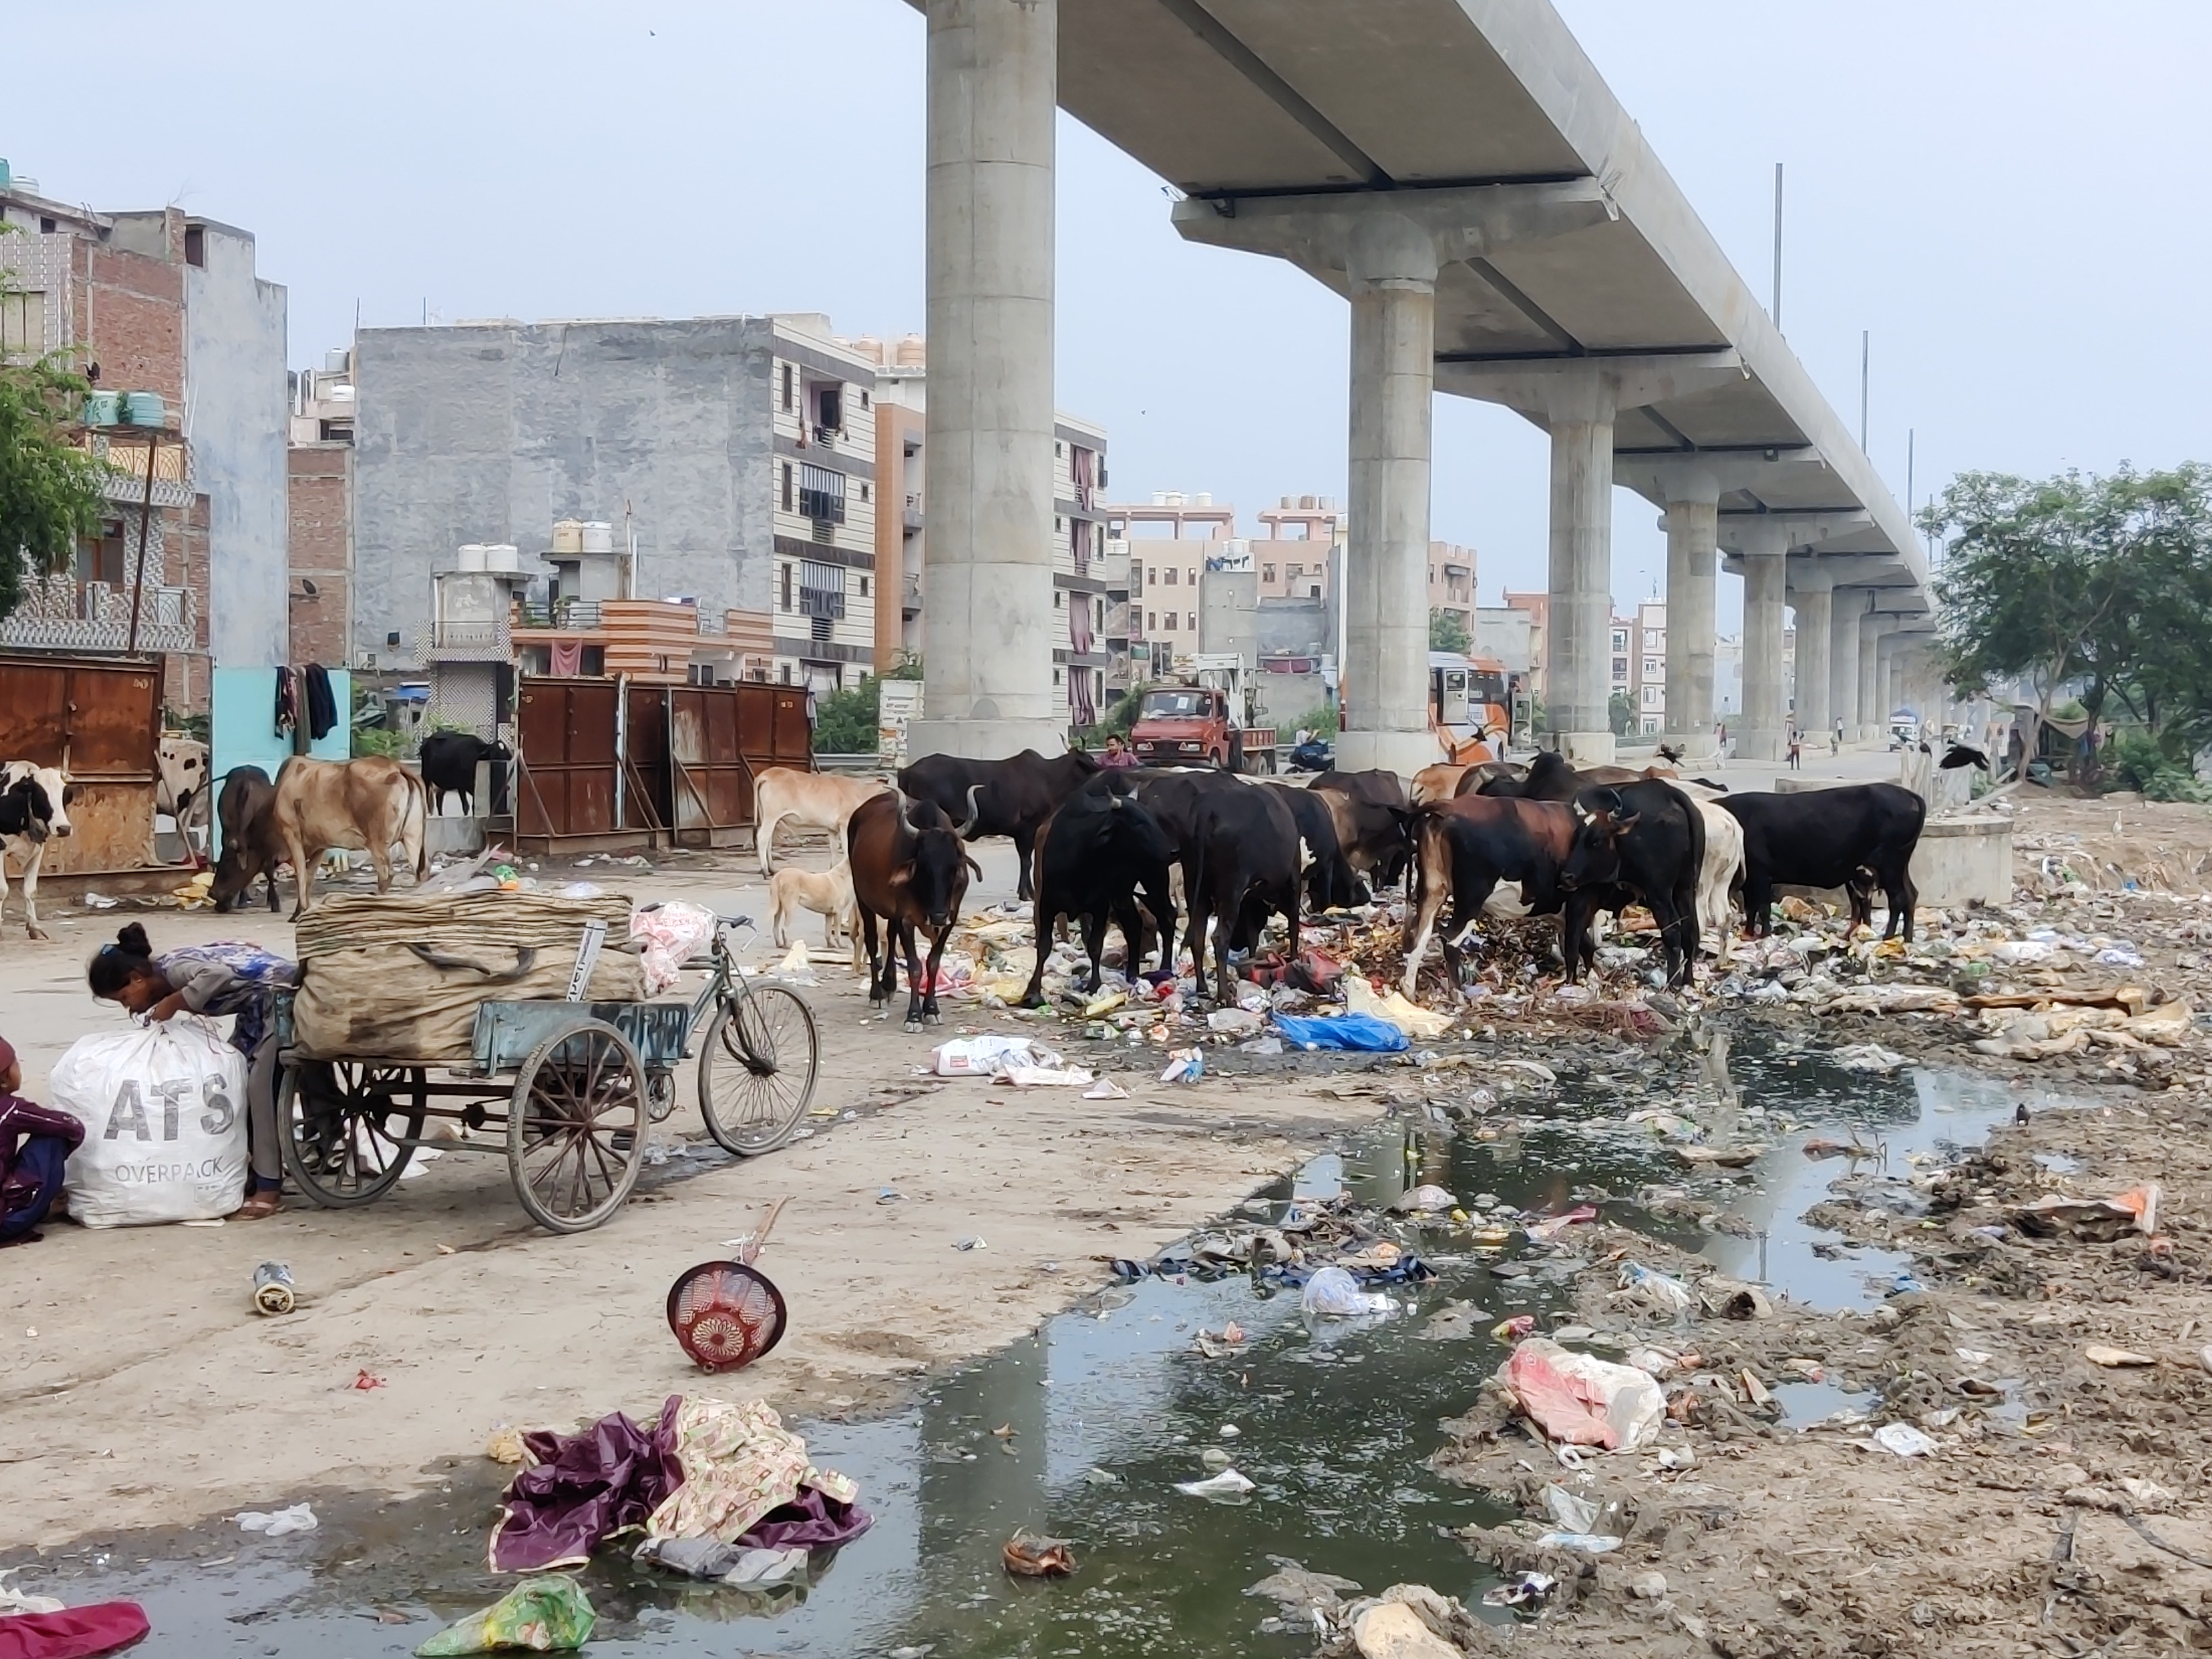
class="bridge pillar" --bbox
[1728,524,1789,763]
[1859,613,1902,740]
[907,0,1064,763]
[1661,487,1719,758]
[1337,216,1441,779]
[1786,561,1834,750]
[1829,588,1868,747]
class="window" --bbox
[1612,657,1629,677]
[1056,441,1065,457]
[1286,563,1302,580]
[816,384,842,431]
[779,564,792,612]
[1147,612,1156,631]
[1054,590,1064,608]
[780,662,793,685]
[858,389,869,410]
[781,462,793,512]
[780,364,794,411]
[1164,567,1178,586]
[1644,658,1659,677]
[1185,568,1196,587]
[1056,518,1065,534]
[0,290,43,358]
[38,216,55,234]
[1308,585,1321,598]
[184,224,205,267]
[1262,564,1275,583]
[859,575,870,597]
[859,482,870,502]
[799,560,845,626]
[797,463,846,524]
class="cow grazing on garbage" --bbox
[211,766,282,914]
[1180,781,1306,1005]
[417,731,511,817]
[1260,780,1364,912]
[898,748,1101,901]
[1399,795,1580,998]
[0,761,71,941]
[1018,781,1178,1005]
[1472,748,1674,800]
[210,755,429,918]
[1308,769,1413,889]
[1720,782,1927,942]
[847,790,981,1031]
[754,766,891,876]
[1555,779,1707,989]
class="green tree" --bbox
[1923,465,2212,775]
[810,654,923,756]
[0,259,109,621]
[1608,690,1635,738]
[1428,608,1471,655]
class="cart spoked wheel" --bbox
[698,986,820,1157]
[279,1060,427,1207]
[508,1017,646,1233]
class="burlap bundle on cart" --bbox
[290,890,646,1061]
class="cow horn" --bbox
[957,782,985,837]
[895,790,920,834]
[1572,800,1591,823]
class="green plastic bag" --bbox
[415,1574,596,1655]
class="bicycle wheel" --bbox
[698,984,820,1156]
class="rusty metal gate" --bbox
[669,685,752,848]
[516,678,631,849]
[0,653,165,874]
[738,682,814,768]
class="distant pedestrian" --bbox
[1832,718,1843,755]
[1787,732,1802,770]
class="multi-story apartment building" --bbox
[287,347,354,666]
[1501,590,1550,704]
[0,161,289,712]
[1052,414,1112,724]
[1253,497,1341,603]
[1428,541,1476,642]
[1108,492,1235,678]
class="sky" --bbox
[11,2,2212,632]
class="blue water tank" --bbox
[82,390,121,427]
[122,390,165,427]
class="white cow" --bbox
[1,760,71,941]
[1669,782,1746,966]
[754,767,891,876]
[157,737,210,826]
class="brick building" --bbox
[286,348,354,666]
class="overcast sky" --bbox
[11,2,2210,631]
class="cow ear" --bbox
[62,784,79,806]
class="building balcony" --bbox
[426,618,513,661]
[901,572,922,616]
[902,494,924,533]
[0,577,196,655]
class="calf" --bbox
[847,790,979,1031]
[418,731,511,817]
[1399,796,1577,999]
[212,766,282,914]
[210,755,429,917]
[769,858,862,969]
[755,767,890,875]
[1556,780,1706,988]
[1720,782,1927,941]
[0,761,70,942]
[1309,769,1413,889]
[1018,781,1178,1004]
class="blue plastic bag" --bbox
[1271,1013,1408,1052]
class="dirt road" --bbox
[0,843,1387,1545]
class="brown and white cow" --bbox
[754,766,890,877]
[0,760,71,941]
[209,755,429,917]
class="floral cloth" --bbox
[646,1397,855,1545]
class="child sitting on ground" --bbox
[0,1034,85,1245]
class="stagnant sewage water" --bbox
[7,1025,2052,1657]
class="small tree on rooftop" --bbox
[0,252,109,622]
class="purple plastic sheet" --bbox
[739,1486,874,1552]
[489,1395,684,1572]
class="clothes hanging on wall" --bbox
[302,663,338,740]
[274,666,298,737]
[550,641,585,677]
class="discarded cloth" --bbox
[647,1396,859,1546]
[489,1400,684,1572]
[632,1536,810,1587]
[1503,1338,1666,1452]
[415,1575,593,1656]
[0,1601,152,1659]
[1271,1012,1408,1053]
[629,902,718,996]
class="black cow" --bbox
[212,765,281,914]
[0,771,51,843]
[1720,782,1927,942]
[847,790,980,1031]
[898,748,1102,901]
[1397,795,1578,996]
[1181,782,1304,1005]
[1308,769,1413,889]
[1019,781,1177,1004]
[1261,780,1364,912]
[1556,779,1707,988]
[419,731,511,817]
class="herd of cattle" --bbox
[0,745,1928,1043]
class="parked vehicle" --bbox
[1130,656,1277,772]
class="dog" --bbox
[769,857,863,968]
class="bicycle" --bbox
[678,912,822,1157]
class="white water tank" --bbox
[551,519,584,555]
[484,544,521,573]
[456,544,489,572]
[581,521,615,554]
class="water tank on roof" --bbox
[580,521,614,554]
[895,334,926,367]
[82,391,121,427]
[122,391,165,427]
[457,544,489,572]
[323,348,349,374]
[551,519,584,555]
[484,544,520,573]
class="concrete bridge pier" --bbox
[1729,523,1791,762]
[1829,588,1870,745]
[1787,561,1834,748]
[1859,613,1903,740]
[908,0,1065,763]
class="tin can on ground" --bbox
[253,1261,296,1316]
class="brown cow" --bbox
[846,790,979,1031]
[1399,795,1580,999]
[754,766,890,876]
[210,756,429,918]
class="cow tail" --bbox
[408,769,431,881]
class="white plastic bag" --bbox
[1300,1265,1397,1318]
[50,1018,248,1228]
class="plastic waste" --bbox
[1237,1035,1286,1056]
[1270,1012,1408,1052]
[1205,1007,1265,1035]
[1483,1571,1556,1608]
[1619,1260,1694,1314]
[252,1261,295,1316]
[1833,1042,1908,1073]
[414,1575,596,1655]
[1395,1184,1458,1213]
[1345,975,1454,1040]
[1160,1047,1205,1083]
[1174,1469,1255,1500]
[1541,1484,1598,1533]
[237,1503,317,1536]
[1300,1265,1397,1317]
[1535,1531,1622,1553]
[1504,1339,1666,1451]
[1490,1314,1537,1342]
[931,1034,1050,1078]
[1872,1423,1937,1458]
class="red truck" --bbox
[1128,679,1277,773]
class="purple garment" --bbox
[489,1395,685,1572]
[0,1092,84,1215]
[738,1486,873,1552]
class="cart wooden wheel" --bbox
[508,1017,646,1233]
[697,984,820,1157]
[279,1060,426,1207]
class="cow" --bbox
[418,731,512,817]
[1470,748,1674,800]
[1181,780,1305,1005]
[847,790,980,1031]
[0,761,70,942]
[1554,779,1707,988]
[1411,763,1472,805]
[211,766,282,914]
[1018,780,1178,1005]
[754,767,891,876]
[898,748,1101,901]
[1260,780,1363,912]
[209,755,430,918]
[1720,782,1928,942]
[1308,769,1414,889]
[157,737,209,833]
[1399,795,1577,999]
